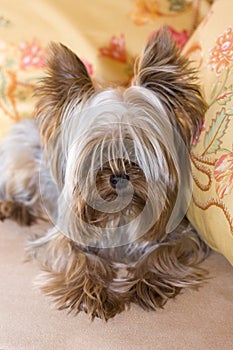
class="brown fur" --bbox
[29,221,208,321]
[1,28,209,321]
[32,29,209,320]
[35,42,95,149]
[31,235,128,321]
[0,201,37,225]
[134,28,207,145]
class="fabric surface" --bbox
[0,220,233,350]
[0,0,210,139]
[184,0,233,265]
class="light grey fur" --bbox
[0,119,57,220]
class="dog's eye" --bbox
[101,166,111,172]
[129,161,142,174]
[130,161,139,168]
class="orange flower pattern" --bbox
[19,39,46,70]
[0,38,95,121]
[99,35,127,63]
[130,0,159,25]
[214,153,233,198]
[208,26,233,75]
[0,39,47,122]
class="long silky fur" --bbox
[28,221,208,321]
[134,28,207,145]
[0,28,209,321]
[28,231,128,321]
[121,225,209,311]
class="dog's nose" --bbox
[110,174,130,189]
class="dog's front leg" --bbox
[31,232,127,320]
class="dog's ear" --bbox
[133,28,207,146]
[35,43,95,144]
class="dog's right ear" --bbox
[133,28,207,147]
[35,43,95,144]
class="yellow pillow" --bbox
[0,0,210,139]
[183,0,233,265]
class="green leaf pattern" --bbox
[168,0,188,11]
[204,109,228,154]
[217,85,233,105]
[203,108,233,155]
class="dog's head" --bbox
[36,28,206,249]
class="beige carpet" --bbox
[0,220,233,350]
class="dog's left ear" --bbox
[133,28,207,146]
[36,43,95,144]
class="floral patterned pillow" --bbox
[183,0,233,265]
[0,0,210,139]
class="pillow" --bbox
[0,0,210,139]
[183,0,233,265]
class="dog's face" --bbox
[36,29,206,250]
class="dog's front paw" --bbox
[0,201,14,221]
[35,242,127,321]
[80,286,127,321]
[0,200,36,225]
[37,269,126,321]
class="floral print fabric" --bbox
[0,0,210,138]
[0,38,47,137]
[208,26,233,75]
[184,0,233,264]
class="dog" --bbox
[0,28,209,320]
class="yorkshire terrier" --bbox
[0,29,209,320]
